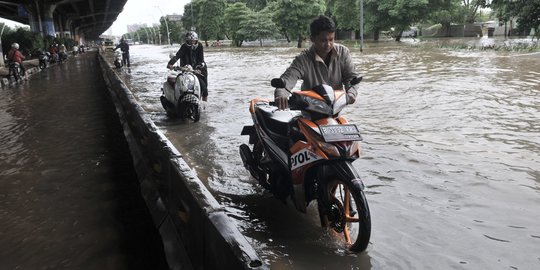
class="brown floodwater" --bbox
[48,38,540,269]
[120,40,539,269]
[0,52,168,269]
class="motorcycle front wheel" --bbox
[39,61,47,70]
[320,177,371,252]
[185,103,200,122]
[178,102,200,122]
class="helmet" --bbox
[11,43,19,49]
[185,31,198,49]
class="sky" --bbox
[0,0,191,36]
[106,0,191,36]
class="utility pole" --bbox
[155,6,171,45]
[0,23,6,67]
[190,3,195,31]
[359,0,364,52]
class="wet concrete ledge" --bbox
[97,52,266,270]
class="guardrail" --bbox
[97,52,266,270]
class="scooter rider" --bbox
[7,43,26,78]
[114,38,130,67]
[274,15,360,110]
[167,31,208,102]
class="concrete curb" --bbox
[97,52,266,270]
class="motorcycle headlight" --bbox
[182,74,196,90]
[301,121,340,157]
[317,140,340,157]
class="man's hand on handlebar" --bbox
[275,96,288,110]
[347,92,356,104]
[167,64,173,70]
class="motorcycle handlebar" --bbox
[171,66,202,75]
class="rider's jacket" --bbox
[276,43,360,99]
[8,48,25,64]
[168,42,205,70]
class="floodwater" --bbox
[117,40,539,269]
[0,52,168,269]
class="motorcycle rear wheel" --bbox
[160,96,175,117]
[321,177,371,252]
[10,66,21,82]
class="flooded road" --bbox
[117,41,539,269]
[0,52,167,269]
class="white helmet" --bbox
[185,31,198,49]
[11,43,19,49]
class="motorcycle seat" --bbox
[255,105,300,137]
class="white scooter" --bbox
[113,50,123,68]
[160,64,202,122]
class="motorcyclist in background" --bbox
[114,38,130,67]
[167,31,208,102]
[7,42,26,79]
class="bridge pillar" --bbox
[25,1,57,37]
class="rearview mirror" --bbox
[350,76,363,86]
[271,78,286,88]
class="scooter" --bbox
[160,65,202,122]
[38,51,48,70]
[49,52,58,64]
[239,77,371,252]
[58,51,68,62]
[113,50,123,68]
[8,62,22,82]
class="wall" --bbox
[97,53,266,270]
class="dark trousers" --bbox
[122,52,130,67]
[196,73,207,98]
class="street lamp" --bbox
[155,6,171,45]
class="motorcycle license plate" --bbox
[319,124,362,142]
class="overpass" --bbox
[0,0,127,40]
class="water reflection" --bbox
[0,53,167,269]
[119,42,539,269]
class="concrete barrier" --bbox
[97,52,266,270]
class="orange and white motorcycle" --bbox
[240,77,371,252]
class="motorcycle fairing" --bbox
[293,88,348,116]
[255,122,289,171]
[167,73,177,87]
[180,93,199,105]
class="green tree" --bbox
[364,0,431,41]
[182,1,201,31]
[333,0,360,40]
[273,0,326,48]
[426,0,466,37]
[224,2,252,46]
[2,27,45,57]
[238,9,278,46]
[159,16,182,45]
[239,0,269,11]
[461,0,489,23]
[489,0,540,38]
[168,19,186,44]
[197,0,227,46]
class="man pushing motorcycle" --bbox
[240,15,370,252]
[167,31,208,102]
[274,15,360,109]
